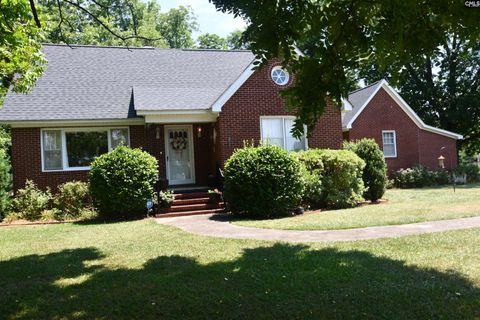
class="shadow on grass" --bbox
[1,245,479,319]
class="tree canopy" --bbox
[197,33,227,49]
[210,0,480,137]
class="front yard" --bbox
[1,218,480,319]
[233,184,480,230]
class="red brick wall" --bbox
[348,87,458,172]
[217,62,343,165]
[11,125,147,191]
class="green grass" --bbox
[1,219,480,319]
[233,184,480,231]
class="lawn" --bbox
[233,184,480,231]
[1,219,480,319]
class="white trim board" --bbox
[344,80,463,140]
[6,118,144,128]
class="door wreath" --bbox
[171,132,188,151]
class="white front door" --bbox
[165,125,195,185]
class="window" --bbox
[382,131,397,158]
[260,117,306,151]
[271,66,289,86]
[41,127,130,171]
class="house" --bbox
[342,80,463,173]
[0,44,343,191]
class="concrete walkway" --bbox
[156,214,480,243]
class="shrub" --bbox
[315,149,365,208]
[0,149,11,220]
[344,139,387,202]
[11,180,51,220]
[393,166,451,188]
[89,146,158,218]
[224,144,304,218]
[293,150,323,208]
[455,163,480,183]
[53,181,91,220]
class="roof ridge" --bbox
[181,48,252,53]
[41,43,253,53]
[348,79,383,95]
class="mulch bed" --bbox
[0,219,78,227]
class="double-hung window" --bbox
[382,130,397,158]
[41,127,129,171]
[260,117,307,151]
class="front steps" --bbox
[156,191,225,218]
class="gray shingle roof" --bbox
[342,80,383,128]
[0,44,255,121]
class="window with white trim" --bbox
[260,117,306,151]
[271,66,290,86]
[382,131,397,158]
[41,127,129,171]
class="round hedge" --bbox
[344,139,387,202]
[223,145,304,218]
[89,146,158,217]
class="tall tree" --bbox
[358,35,480,154]
[211,0,480,137]
[197,33,227,49]
[226,29,249,50]
[158,5,197,48]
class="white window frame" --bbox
[40,127,130,172]
[271,66,290,86]
[260,116,308,151]
[382,130,397,158]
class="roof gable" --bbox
[343,80,463,140]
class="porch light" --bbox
[156,126,161,139]
[438,155,445,169]
[197,126,202,138]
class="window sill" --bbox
[42,167,90,173]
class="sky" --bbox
[159,0,246,37]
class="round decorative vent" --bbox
[271,66,289,86]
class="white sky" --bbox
[158,0,246,38]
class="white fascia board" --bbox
[211,62,256,112]
[144,112,218,124]
[341,98,353,111]
[345,79,387,129]
[5,118,145,128]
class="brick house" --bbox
[0,44,343,192]
[342,80,463,173]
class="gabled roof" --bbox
[342,80,463,140]
[0,44,255,122]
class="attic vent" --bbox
[271,66,289,86]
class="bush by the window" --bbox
[54,181,93,220]
[344,139,387,202]
[294,150,323,208]
[10,180,52,221]
[315,149,365,209]
[224,144,304,218]
[89,146,158,218]
[0,149,11,220]
[393,166,451,188]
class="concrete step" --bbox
[156,208,225,218]
[172,197,210,206]
[173,192,210,200]
[170,202,224,212]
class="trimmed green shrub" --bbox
[54,181,92,220]
[316,149,365,208]
[344,139,387,202]
[455,163,480,183]
[11,180,51,221]
[294,150,323,208]
[89,146,158,218]
[393,166,451,188]
[0,149,11,220]
[224,145,304,218]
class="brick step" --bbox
[172,197,211,205]
[173,192,210,200]
[156,208,225,218]
[170,202,224,212]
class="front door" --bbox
[165,125,195,185]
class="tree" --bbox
[226,29,249,50]
[358,34,480,154]
[197,33,227,49]
[0,0,46,97]
[210,0,480,138]
[158,6,198,48]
